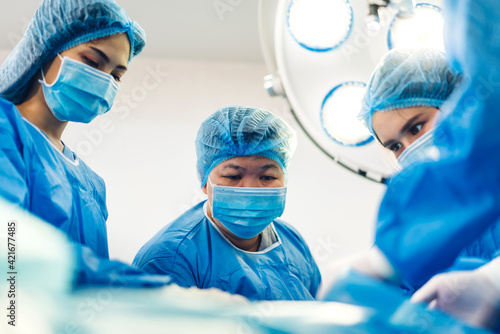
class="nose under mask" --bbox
[39,54,119,123]
[208,178,287,239]
[397,129,440,170]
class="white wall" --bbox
[55,56,384,276]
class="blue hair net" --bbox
[359,48,462,137]
[0,0,146,104]
[196,106,297,187]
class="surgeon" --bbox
[134,105,321,300]
[0,0,169,287]
[321,48,479,296]
[359,47,500,273]
[324,0,500,329]
[358,48,500,269]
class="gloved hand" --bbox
[317,247,398,299]
[411,258,500,330]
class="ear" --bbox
[202,183,208,195]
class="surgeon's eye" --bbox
[83,56,99,69]
[409,123,423,136]
[389,142,402,152]
[111,74,122,83]
[261,176,277,181]
[224,175,242,181]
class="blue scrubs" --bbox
[133,201,321,301]
[0,98,169,287]
[374,0,500,288]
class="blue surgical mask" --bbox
[208,178,287,239]
[398,129,440,169]
[39,55,119,123]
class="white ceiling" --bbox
[0,0,265,63]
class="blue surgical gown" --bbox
[374,0,500,288]
[133,201,322,301]
[0,98,169,287]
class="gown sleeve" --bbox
[0,101,170,288]
[134,240,199,289]
[0,102,29,208]
[74,245,170,288]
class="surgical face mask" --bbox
[208,178,287,239]
[39,55,119,123]
[397,128,440,169]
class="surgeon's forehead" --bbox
[372,109,401,130]
[373,108,415,130]
[218,156,281,170]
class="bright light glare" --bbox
[321,83,372,146]
[366,16,381,32]
[263,301,369,326]
[389,4,444,51]
[288,0,352,51]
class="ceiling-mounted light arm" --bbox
[259,0,392,184]
[258,0,278,74]
[366,0,415,31]
[259,0,286,97]
[366,0,389,31]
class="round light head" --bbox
[287,0,353,52]
[388,3,444,51]
[320,82,373,147]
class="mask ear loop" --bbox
[207,177,215,212]
[40,66,47,84]
[40,54,64,84]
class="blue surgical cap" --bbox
[196,105,297,187]
[0,0,146,104]
[359,48,462,137]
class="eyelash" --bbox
[410,123,423,135]
[387,123,424,152]
[83,56,99,68]
[223,175,277,181]
[389,143,402,152]
[83,56,121,82]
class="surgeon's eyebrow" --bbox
[222,164,279,172]
[259,164,280,171]
[381,114,422,148]
[89,46,128,71]
[223,164,246,171]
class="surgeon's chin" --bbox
[215,220,263,252]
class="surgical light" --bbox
[320,82,373,147]
[366,4,382,32]
[287,0,353,52]
[388,3,444,50]
[258,0,443,184]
